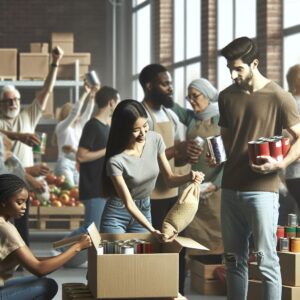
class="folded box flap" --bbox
[87,223,101,249]
[175,236,209,251]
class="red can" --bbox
[281,137,290,157]
[276,225,285,250]
[268,138,283,161]
[248,141,257,164]
[142,241,153,253]
[255,141,270,164]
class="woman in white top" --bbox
[54,82,98,186]
[0,173,91,299]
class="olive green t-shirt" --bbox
[218,81,300,192]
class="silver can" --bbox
[120,244,134,255]
[85,70,100,87]
[97,244,104,255]
[288,214,298,227]
[206,135,227,163]
[194,136,205,148]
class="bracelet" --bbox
[51,63,58,68]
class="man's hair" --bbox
[220,36,259,65]
[0,85,21,101]
[139,64,168,90]
[286,64,300,94]
[95,86,119,108]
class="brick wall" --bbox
[0,0,112,86]
[257,0,283,84]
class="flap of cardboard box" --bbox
[176,236,209,250]
[51,32,74,42]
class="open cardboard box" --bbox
[82,223,208,299]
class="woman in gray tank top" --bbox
[101,99,204,240]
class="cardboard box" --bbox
[189,254,223,279]
[30,43,49,53]
[190,272,226,296]
[19,53,49,80]
[0,48,17,79]
[85,223,208,299]
[51,32,74,54]
[278,252,300,286]
[248,279,300,300]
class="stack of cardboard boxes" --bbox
[248,252,300,300]
[19,32,91,80]
[189,254,226,296]
[0,49,17,80]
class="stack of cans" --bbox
[277,214,300,252]
[248,136,290,164]
[97,239,153,255]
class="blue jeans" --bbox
[0,275,57,300]
[101,196,151,233]
[55,157,79,187]
[221,189,281,300]
[62,197,107,267]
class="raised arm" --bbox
[36,46,64,110]
[76,146,106,163]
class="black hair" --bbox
[286,64,300,94]
[95,86,119,108]
[220,36,259,65]
[138,64,168,90]
[102,99,148,196]
[0,173,28,204]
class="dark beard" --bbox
[235,70,253,90]
[150,89,174,108]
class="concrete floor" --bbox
[16,231,227,300]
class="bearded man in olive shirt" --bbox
[217,37,300,300]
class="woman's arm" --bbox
[14,234,91,277]
[158,151,204,187]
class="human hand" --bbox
[162,232,178,243]
[205,151,220,168]
[250,155,281,174]
[27,163,50,177]
[190,170,205,184]
[200,182,216,200]
[151,230,166,242]
[77,234,92,251]
[186,140,202,164]
[51,46,64,64]
[83,80,92,94]
[17,133,40,147]
[62,145,76,154]
[30,177,46,193]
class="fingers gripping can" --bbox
[33,132,47,154]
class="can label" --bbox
[33,132,47,154]
[207,135,227,163]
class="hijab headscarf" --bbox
[188,78,219,120]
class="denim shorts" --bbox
[100,196,151,233]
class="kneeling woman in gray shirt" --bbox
[101,99,204,241]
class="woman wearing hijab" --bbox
[171,78,223,254]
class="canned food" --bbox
[33,132,47,154]
[194,136,205,148]
[279,237,289,252]
[281,137,290,157]
[297,226,300,238]
[85,70,100,88]
[290,237,300,253]
[248,141,257,164]
[120,244,134,255]
[254,141,270,164]
[268,138,283,161]
[285,226,296,238]
[142,241,153,253]
[288,213,298,227]
[206,135,227,163]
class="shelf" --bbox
[0,80,83,88]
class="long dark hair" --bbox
[0,173,28,204]
[102,99,148,196]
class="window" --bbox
[132,1,151,100]
[173,0,201,107]
[217,0,256,91]
[283,0,300,89]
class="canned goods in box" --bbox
[120,244,134,255]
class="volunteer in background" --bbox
[101,99,204,240]
[214,36,300,300]
[0,173,91,300]
[171,78,223,254]
[53,81,98,187]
